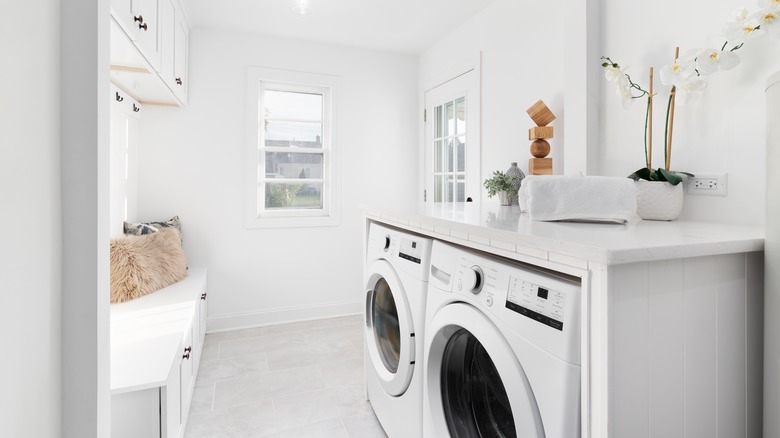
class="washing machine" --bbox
[423,240,581,437]
[364,222,433,438]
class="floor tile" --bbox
[197,353,269,384]
[350,339,364,358]
[273,384,373,431]
[206,327,265,342]
[218,331,306,359]
[261,317,348,337]
[200,337,220,361]
[318,357,363,387]
[213,365,324,410]
[342,412,388,438]
[189,382,215,414]
[303,324,364,345]
[266,340,358,371]
[260,419,349,438]
[183,399,276,438]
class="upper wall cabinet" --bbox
[110,0,189,106]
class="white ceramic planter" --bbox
[635,180,684,221]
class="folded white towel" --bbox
[518,175,637,223]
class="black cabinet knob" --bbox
[132,104,140,113]
[115,92,123,102]
[175,77,183,86]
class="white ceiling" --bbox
[183,0,496,54]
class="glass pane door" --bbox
[432,97,466,202]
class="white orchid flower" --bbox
[675,77,708,106]
[614,74,634,109]
[754,8,780,30]
[725,17,766,43]
[604,65,624,82]
[696,49,741,75]
[660,60,695,86]
[758,0,780,10]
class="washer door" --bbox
[365,259,416,396]
[426,303,544,438]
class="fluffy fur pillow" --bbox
[110,227,188,304]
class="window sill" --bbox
[246,214,340,229]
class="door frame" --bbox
[419,52,482,209]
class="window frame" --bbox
[246,67,340,228]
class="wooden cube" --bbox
[526,100,556,127]
[529,158,553,175]
[528,126,554,140]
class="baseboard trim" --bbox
[206,300,363,333]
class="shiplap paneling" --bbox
[683,256,719,438]
[648,260,684,437]
[612,263,650,438]
[746,252,764,438]
[611,253,762,438]
[716,254,747,437]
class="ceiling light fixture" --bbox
[291,0,314,15]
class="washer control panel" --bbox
[506,275,567,331]
[398,238,423,264]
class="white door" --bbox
[424,69,481,204]
[425,303,544,437]
[365,260,416,396]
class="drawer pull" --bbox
[176,77,183,86]
[139,22,148,31]
[132,104,140,113]
[134,15,144,24]
[115,92,123,102]
[182,352,190,360]
[201,293,207,300]
[184,346,192,354]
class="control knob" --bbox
[462,265,484,294]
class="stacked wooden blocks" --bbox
[526,100,556,175]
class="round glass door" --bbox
[365,259,415,396]
[441,328,515,438]
[372,277,400,373]
[425,303,544,438]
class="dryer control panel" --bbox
[506,276,567,331]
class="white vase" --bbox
[497,191,511,206]
[634,180,684,221]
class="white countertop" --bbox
[364,203,764,266]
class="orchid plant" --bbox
[601,1,779,185]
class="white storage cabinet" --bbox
[111,268,208,438]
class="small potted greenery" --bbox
[484,170,518,206]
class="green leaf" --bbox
[627,167,652,181]
[658,168,683,185]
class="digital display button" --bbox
[399,253,421,264]
[412,242,417,249]
[537,287,549,299]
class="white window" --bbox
[246,67,340,228]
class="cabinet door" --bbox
[172,12,188,104]
[111,389,161,438]
[112,0,162,71]
[199,289,208,346]
[159,0,176,86]
[162,357,182,438]
[179,323,194,424]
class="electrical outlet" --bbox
[687,173,728,196]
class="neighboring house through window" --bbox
[246,67,340,228]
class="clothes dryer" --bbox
[364,222,432,438]
[424,240,581,437]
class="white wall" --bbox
[419,0,566,204]
[0,2,61,436]
[138,28,419,330]
[600,0,780,225]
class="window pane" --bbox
[446,139,454,172]
[455,97,465,135]
[264,121,322,148]
[435,105,443,138]
[444,101,454,138]
[456,136,465,172]
[434,140,443,173]
[457,176,465,202]
[265,90,322,121]
[265,182,323,210]
[265,152,323,179]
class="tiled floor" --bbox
[184,315,388,438]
